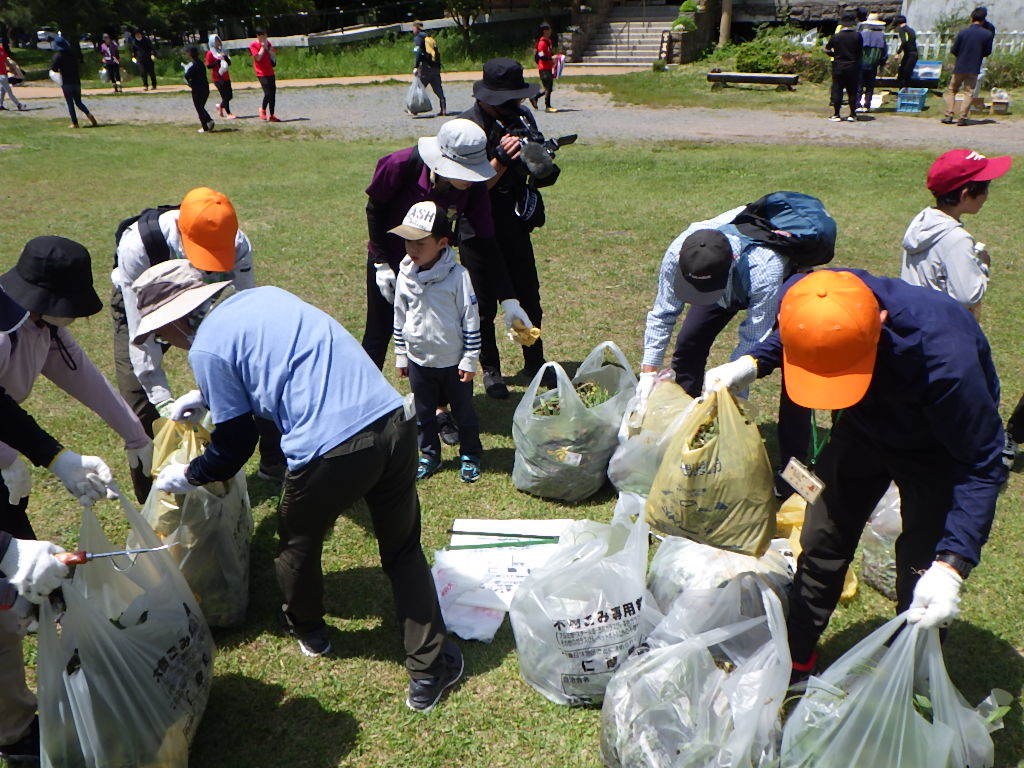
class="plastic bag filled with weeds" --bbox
[601,573,790,767]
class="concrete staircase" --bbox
[578,3,678,65]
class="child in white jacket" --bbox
[392,202,482,482]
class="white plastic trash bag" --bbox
[38,495,215,768]
[406,77,431,114]
[860,482,901,600]
[781,613,1009,768]
[513,341,637,502]
[648,535,792,613]
[509,500,656,705]
[128,419,253,627]
[48,69,62,86]
[602,573,791,768]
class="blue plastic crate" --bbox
[897,88,929,113]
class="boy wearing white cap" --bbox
[392,202,483,482]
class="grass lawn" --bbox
[8,27,534,91]
[1,115,1023,767]
[572,65,1023,119]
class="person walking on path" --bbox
[412,21,446,116]
[943,8,994,125]
[100,33,122,93]
[703,269,1006,681]
[901,149,1011,319]
[893,15,919,88]
[50,37,97,128]
[825,11,863,122]
[130,29,158,91]
[250,29,279,121]
[391,202,483,483]
[0,45,26,111]
[857,13,887,111]
[531,24,557,112]
[142,261,463,712]
[0,236,152,533]
[205,34,234,119]
[183,46,214,133]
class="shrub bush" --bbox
[732,30,831,82]
[983,52,1024,89]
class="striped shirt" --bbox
[643,206,789,368]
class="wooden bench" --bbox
[707,71,801,90]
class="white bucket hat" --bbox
[131,260,231,344]
[418,119,496,183]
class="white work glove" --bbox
[0,538,70,604]
[635,372,657,410]
[907,562,962,629]
[1,456,32,505]
[126,442,154,477]
[501,299,535,341]
[169,389,208,423]
[703,355,758,397]
[374,262,396,304]
[49,450,116,505]
[154,463,197,494]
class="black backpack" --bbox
[113,205,180,268]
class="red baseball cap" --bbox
[927,149,1012,195]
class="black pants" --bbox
[275,407,447,678]
[191,83,212,128]
[105,62,121,85]
[60,85,91,125]
[459,210,545,375]
[830,67,860,116]
[787,418,952,663]
[670,302,809,471]
[362,262,396,370]
[0,480,34,542]
[418,65,445,112]
[214,79,233,113]
[1007,392,1024,443]
[858,66,878,108]
[110,285,285,493]
[408,362,482,459]
[138,59,157,89]
[897,53,919,88]
[540,70,554,109]
[258,75,276,114]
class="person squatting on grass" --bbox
[825,11,862,122]
[206,34,234,118]
[704,269,1007,682]
[138,261,464,713]
[391,202,483,483]
[250,29,279,122]
[100,34,122,93]
[50,36,97,129]
[183,46,215,133]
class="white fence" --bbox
[885,30,1024,58]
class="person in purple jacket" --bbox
[362,118,535,372]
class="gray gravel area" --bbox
[14,82,1024,154]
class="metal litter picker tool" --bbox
[55,544,173,566]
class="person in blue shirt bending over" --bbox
[703,269,1006,683]
[133,260,463,714]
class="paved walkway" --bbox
[12,77,1024,154]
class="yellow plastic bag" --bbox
[777,494,858,601]
[645,389,777,556]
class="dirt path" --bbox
[11,79,1024,154]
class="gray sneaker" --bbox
[406,640,464,713]
[483,369,509,400]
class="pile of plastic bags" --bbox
[128,418,253,627]
[38,495,215,768]
[646,388,778,556]
[513,342,636,502]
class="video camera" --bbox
[506,117,577,180]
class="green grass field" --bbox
[1,114,1022,767]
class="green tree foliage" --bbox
[443,0,491,46]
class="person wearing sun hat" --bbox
[704,268,1006,680]
[131,259,461,712]
[110,187,285,489]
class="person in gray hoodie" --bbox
[901,149,1012,318]
[392,201,483,483]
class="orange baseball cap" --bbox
[177,187,239,272]
[779,271,882,410]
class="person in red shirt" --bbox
[530,24,557,113]
[0,45,26,111]
[205,34,234,118]
[249,29,279,121]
